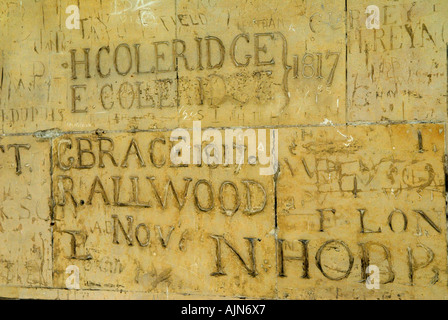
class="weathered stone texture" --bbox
[347,0,448,122]
[0,0,447,299]
[277,124,446,299]
[51,131,276,298]
[0,136,52,288]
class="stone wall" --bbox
[0,0,447,299]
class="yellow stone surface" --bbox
[347,0,448,122]
[278,124,447,299]
[0,0,346,134]
[0,0,447,300]
[0,0,177,133]
[176,0,346,126]
[0,136,52,288]
[51,131,276,298]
